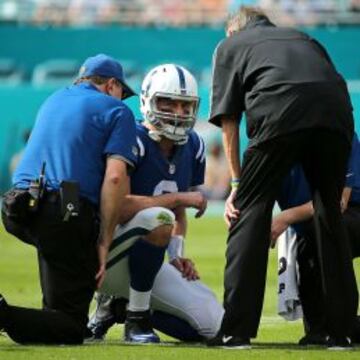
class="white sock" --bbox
[128,288,151,312]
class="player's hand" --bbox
[224,188,240,227]
[181,191,207,218]
[170,257,200,281]
[340,187,351,214]
[270,215,290,248]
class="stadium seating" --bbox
[0,58,23,85]
[0,23,359,193]
[32,59,79,86]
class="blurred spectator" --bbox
[67,0,116,26]
[1,0,360,29]
[203,141,230,200]
[1,0,230,26]
[32,0,70,25]
[0,0,19,23]
[9,129,31,176]
[281,0,319,25]
[350,0,360,11]
[199,0,228,24]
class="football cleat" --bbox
[124,310,160,344]
[86,295,128,341]
[86,294,117,341]
[86,315,116,341]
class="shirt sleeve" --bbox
[345,133,359,188]
[103,105,138,168]
[191,134,206,187]
[208,41,244,127]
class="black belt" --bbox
[44,190,97,212]
[44,191,60,203]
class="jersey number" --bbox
[153,180,178,196]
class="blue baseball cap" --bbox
[78,54,136,99]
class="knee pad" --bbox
[131,207,175,232]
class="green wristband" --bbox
[231,179,240,189]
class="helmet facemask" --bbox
[147,92,200,145]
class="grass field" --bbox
[1,215,360,359]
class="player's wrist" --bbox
[167,235,185,261]
[174,192,185,207]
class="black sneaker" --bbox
[124,310,160,344]
[298,333,327,346]
[350,316,360,344]
[0,294,9,332]
[206,331,251,349]
[326,336,352,350]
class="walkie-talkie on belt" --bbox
[28,162,46,212]
[60,181,80,221]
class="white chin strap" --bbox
[148,129,188,145]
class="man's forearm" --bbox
[100,163,130,247]
[221,116,241,179]
[118,192,198,224]
[280,201,314,225]
[96,159,130,287]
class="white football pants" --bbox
[96,207,224,339]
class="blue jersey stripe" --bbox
[175,65,187,95]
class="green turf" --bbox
[1,215,359,359]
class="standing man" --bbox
[207,6,357,349]
[0,54,138,345]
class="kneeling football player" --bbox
[87,64,224,344]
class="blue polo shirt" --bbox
[277,133,360,235]
[13,83,137,205]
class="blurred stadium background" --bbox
[1,0,360,197]
[1,2,360,356]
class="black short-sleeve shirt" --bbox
[209,18,354,145]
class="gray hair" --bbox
[226,6,269,33]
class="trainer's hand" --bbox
[180,191,207,218]
[224,188,240,227]
[270,215,290,248]
[170,257,200,281]
[95,242,109,289]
